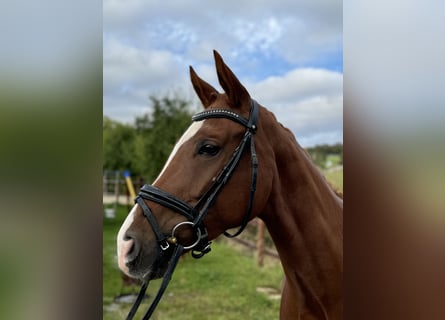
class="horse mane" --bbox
[269,110,343,200]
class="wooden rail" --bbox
[229,237,280,260]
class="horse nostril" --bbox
[123,233,132,241]
[122,233,139,266]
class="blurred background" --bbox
[102,2,342,318]
[0,0,444,319]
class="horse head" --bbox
[117,51,274,281]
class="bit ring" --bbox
[171,221,201,250]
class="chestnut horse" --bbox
[117,51,343,319]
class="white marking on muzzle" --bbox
[116,121,203,273]
[153,121,203,184]
[117,204,137,272]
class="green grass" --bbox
[324,168,343,192]
[104,170,343,319]
[326,154,341,168]
[103,205,283,320]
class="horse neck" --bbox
[259,110,343,316]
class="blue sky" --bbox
[103,0,343,147]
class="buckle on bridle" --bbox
[191,242,212,259]
[159,240,170,251]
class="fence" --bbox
[228,218,280,266]
[103,170,146,209]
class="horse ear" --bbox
[190,66,219,109]
[213,50,251,110]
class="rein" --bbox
[126,100,259,319]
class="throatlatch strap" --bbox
[193,101,259,237]
[224,133,258,237]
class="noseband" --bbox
[126,100,259,319]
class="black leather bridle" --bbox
[126,100,259,320]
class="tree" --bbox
[103,117,138,174]
[133,94,195,181]
[103,94,195,180]
[306,143,343,169]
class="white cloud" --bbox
[103,37,189,122]
[104,38,182,90]
[103,0,341,66]
[103,0,342,146]
[248,68,342,146]
[232,17,285,55]
[250,68,342,104]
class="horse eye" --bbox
[198,144,221,156]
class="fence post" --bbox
[256,218,265,267]
[114,171,120,208]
